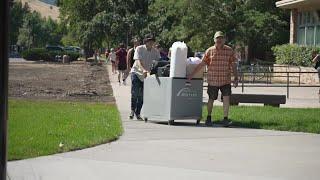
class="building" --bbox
[276,0,320,46]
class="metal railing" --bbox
[203,64,320,98]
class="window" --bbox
[296,10,320,46]
[298,12,302,25]
[306,12,310,24]
[306,26,315,45]
[311,12,315,24]
[316,25,320,46]
[298,27,305,45]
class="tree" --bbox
[147,0,289,61]
[42,17,66,46]
[9,1,30,45]
[17,21,33,49]
[17,11,64,49]
[17,12,43,48]
[59,0,150,55]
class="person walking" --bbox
[108,48,117,74]
[124,38,141,81]
[312,50,320,95]
[188,31,238,127]
[129,34,160,120]
[116,43,127,85]
[94,49,100,65]
[105,48,110,63]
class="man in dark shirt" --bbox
[116,43,127,85]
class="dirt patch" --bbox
[9,61,114,103]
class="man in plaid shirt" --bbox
[188,31,238,127]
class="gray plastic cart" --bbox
[142,76,203,125]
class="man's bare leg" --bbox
[222,96,232,126]
[222,96,230,118]
[206,99,214,126]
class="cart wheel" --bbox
[196,119,201,125]
[144,117,148,123]
[168,120,175,126]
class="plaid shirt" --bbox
[203,45,236,86]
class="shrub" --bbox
[21,48,50,61]
[272,44,320,67]
[21,48,80,61]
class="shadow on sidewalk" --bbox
[145,119,280,130]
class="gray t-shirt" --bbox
[133,45,160,70]
[131,45,160,81]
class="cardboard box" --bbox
[186,64,204,79]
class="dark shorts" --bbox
[207,84,231,100]
[118,63,127,71]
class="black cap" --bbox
[144,34,155,42]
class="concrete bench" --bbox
[229,94,286,107]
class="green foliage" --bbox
[59,0,149,51]
[21,48,80,61]
[147,0,289,59]
[11,0,290,60]
[11,1,66,48]
[21,48,51,61]
[272,44,320,67]
[9,1,30,45]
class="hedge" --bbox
[272,44,320,67]
[21,48,80,62]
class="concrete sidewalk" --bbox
[7,65,320,180]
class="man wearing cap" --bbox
[130,34,160,120]
[188,31,238,127]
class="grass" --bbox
[8,99,123,161]
[202,106,320,134]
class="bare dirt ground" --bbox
[9,61,115,103]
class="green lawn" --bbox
[203,106,320,134]
[8,99,123,161]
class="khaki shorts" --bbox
[207,84,231,100]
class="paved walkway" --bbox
[7,65,320,180]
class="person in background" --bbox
[94,49,100,64]
[155,44,169,61]
[168,47,172,60]
[124,38,141,81]
[108,48,117,74]
[129,34,160,120]
[187,31,238,127]
[312,50,320,95]
[116,43,127,85]
[105,49,110,63]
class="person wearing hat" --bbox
[187,31,239,127]
[129,34,160,120]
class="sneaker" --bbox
[123,80,126,85]
[205,116,213,127]
[129,111,134,119]
[136,115,143,121]
[221,117,232,127]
